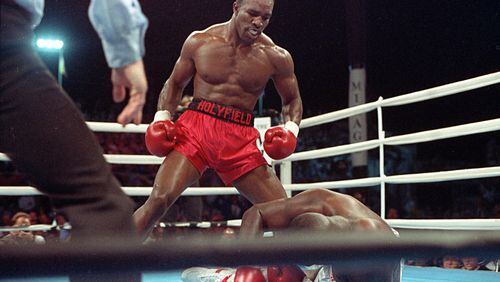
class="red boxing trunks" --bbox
[173,98,268,185]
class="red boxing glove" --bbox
[264,121,299,160]
[145,111,176,157]
[234,266,265,282]
[267,265,305,282]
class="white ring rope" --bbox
[285,166,500,190]
[0,72,499,232]
[282,140,381,163]
[103,154,163,165]
[384,166,500,184]
[1,165,498,196]
[0,221,71,233]
[86,122,148,133]
[386,219,500,230]
[383,118,500,146]
[1,117,498,165]
[0,186,239,196]
[0,153,165,165]
[300,71,500,128]
[123,187,240,196]
[300,100,381,129]
[379,71,500,107]
[5,218,497,232]
[155,219,500,231]
[276,117,500,163]
[0,223,57,232]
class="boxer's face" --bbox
[233,0,274,43]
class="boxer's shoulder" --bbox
[262,43,294,74]
[189,23,228,43]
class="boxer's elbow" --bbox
[164,78,183,97]
[240,206,266,237]
[242,206,262,222]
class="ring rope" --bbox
[383,118,500,146]
[300,71,500,128]
[284,166,500,189]
[1,231,499,277]
[379,71,500,107]
[387,219,500,230]
[2,218,498,233]
[0,166,498,196]
[86,122,148,133]
[158,219,243,229]
[0,163,498,200]
[278,117,500,163]
[0,221,71,232]
[103,154,163,165]
[156,219,500,231]
[0,186,240,196]
[1,117,498,165]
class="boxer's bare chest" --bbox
[193,40,275,93]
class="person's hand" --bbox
[111,59,148,125]
[15,231,35,242]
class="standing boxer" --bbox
[135,0,303,235]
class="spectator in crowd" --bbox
[352,191,366,205]
[0,162,26,186]
[442,255,461,269]
[333,159,350,180]
[387,208,400,219]
[29,211,39,225]
[408,258,433,267]
[1,212,45,245]
[38,210,51,225]
[461,257,487,271]
[55,214,71,242]
[1,212,12,226]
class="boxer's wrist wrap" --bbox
[284,121,299,137]
[153,110,171,122]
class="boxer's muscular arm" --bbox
[271,47,303,125]
[239,205,267,238]
[157,33,200,112]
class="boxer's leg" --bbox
[133,150,200,236]
[233,165,287,204]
